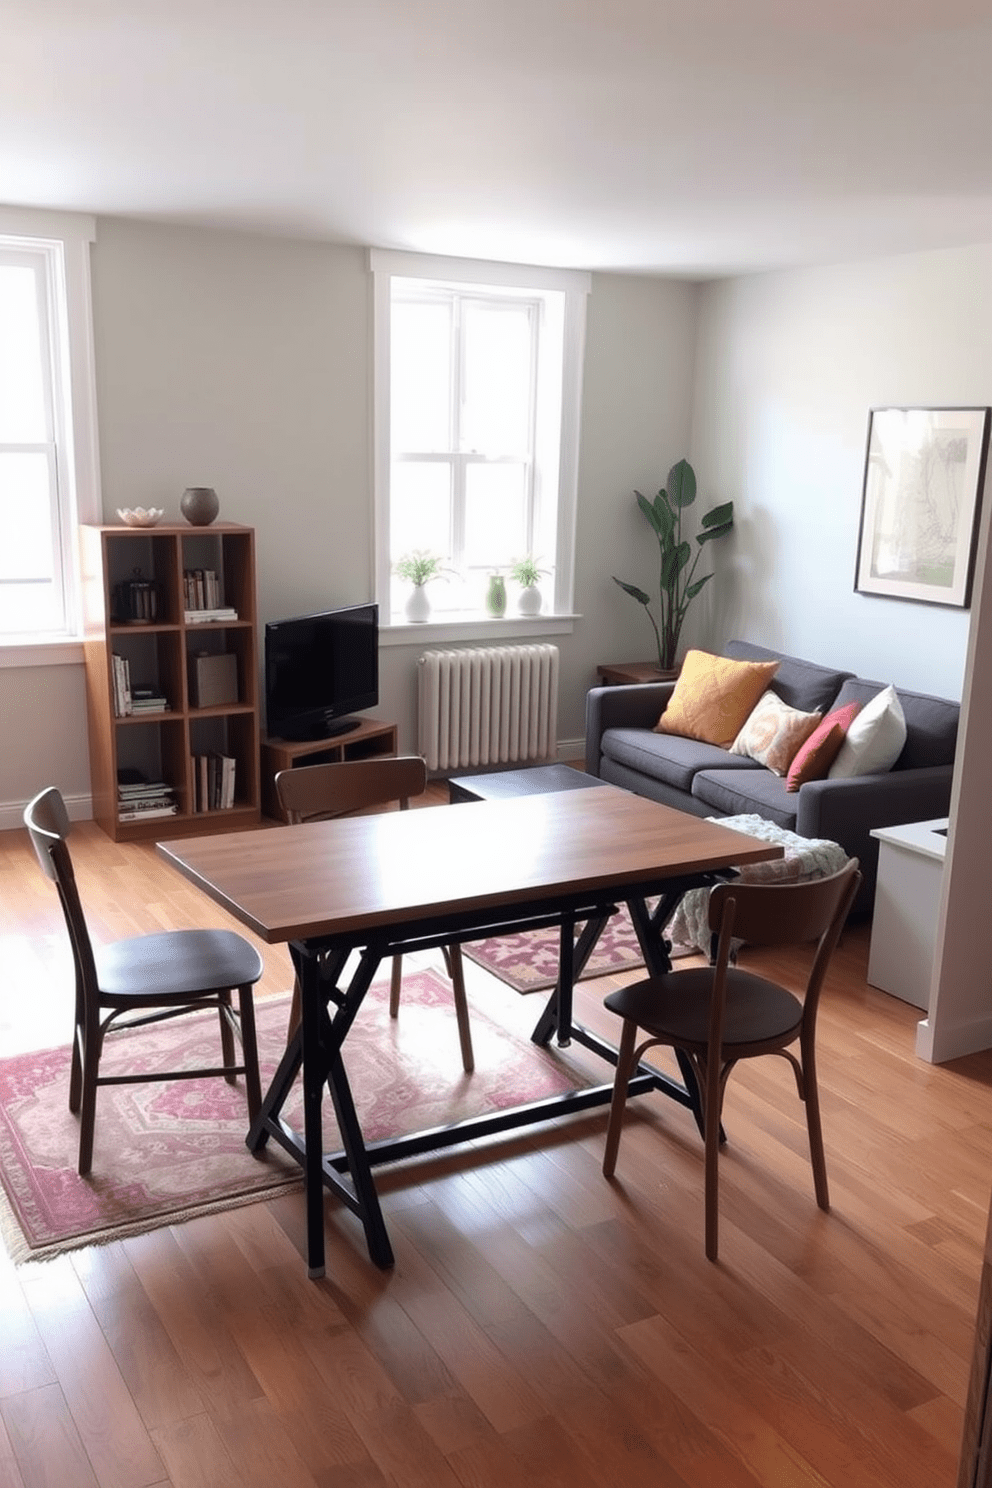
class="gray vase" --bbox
[180,486,220,526]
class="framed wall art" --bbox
[855,405,990,607]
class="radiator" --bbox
[418,645,560,772]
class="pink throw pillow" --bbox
[785,701,862,792]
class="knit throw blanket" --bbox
[666,813,852,956]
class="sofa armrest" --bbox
[585,682,676,776]
[796,765,954,845]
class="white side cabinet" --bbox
[867,819,948,1010]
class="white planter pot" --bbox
[405,585,431,623]
[517,584,543,616]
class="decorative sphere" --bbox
[180,487,220,526]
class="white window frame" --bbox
[0,207,101,666]
[371,250,589,645]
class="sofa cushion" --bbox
[601,726,764,794]
[730,690,821,775]
[690,766,799,831]
[655,649,779,748]
[724,640,854,715]
[829,684,906,779]
[831,677,958,770]
[786,700,862,791]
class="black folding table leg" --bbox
[324,1049,395,1268]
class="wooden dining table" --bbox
[158,784,781,1276]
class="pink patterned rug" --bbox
[0,970,597,1263]
[463,903,693,992]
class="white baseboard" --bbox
[0,791,92,833]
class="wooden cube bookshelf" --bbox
[81,522,261,841]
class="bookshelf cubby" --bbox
[81,522,261,841]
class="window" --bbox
[0,209,99,645]
[372,252,590,628]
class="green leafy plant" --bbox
[510,556,548,587]
[394,550,447,586]
[613,458,733,671]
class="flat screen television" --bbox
[264,602,379,741]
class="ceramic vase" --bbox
[405,584,431,623]
[486,574,507,617]
[517,584,542,616]
[180,486,220,526]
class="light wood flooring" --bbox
[1,791,990,1487]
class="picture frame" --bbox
[855,406,990,607]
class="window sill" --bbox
[380,613,578,648]
[0,638,84,668]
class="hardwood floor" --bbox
[1,793,990,1487]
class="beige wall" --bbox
[0,220,699,820]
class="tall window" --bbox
[372,252,590,625]
[0,211,99,643]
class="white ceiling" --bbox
[4,0,992,278]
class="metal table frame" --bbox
[247,870,719,1277]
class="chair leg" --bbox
[218,990,237,1083]
[702,1058,723,1262]
[236,985,262,1121]
[445,943,474,1074]
[77,1024,101,1177]
[801,1039,830,1210]
[603,1019,639,1177]
[388,955,403,1018]
[69,1023,83,1113]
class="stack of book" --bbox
[117,780,179,822]
[112,656,170,717]
[193,752,237,811]
[184,567,237,623]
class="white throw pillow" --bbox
[828,684,907,779]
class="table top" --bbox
[157,785,782,945]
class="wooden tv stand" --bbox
[261,717,398,822]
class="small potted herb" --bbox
[395,551,447,622]
[510,556,549,616]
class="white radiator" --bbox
[418,645,560,772]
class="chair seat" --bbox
[605,968,803,1051]
[96,928,264,1002]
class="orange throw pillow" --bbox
[655,650,779,748]
[786,701,862,791]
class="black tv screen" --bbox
[264,602,379,741]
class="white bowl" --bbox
[117,507,164,528]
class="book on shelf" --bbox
[111,653,132,717]
[184,607,238,624]
[117,803,179,821]
[193,752,236,811]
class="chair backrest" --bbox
[705,861,862,1049]
[24,786,100,1007]
[275,755,428,825]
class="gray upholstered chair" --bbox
[24,786,263,1176]
[602,861,861,1260]
[274,756,474,1072]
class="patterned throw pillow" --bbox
[655,650,779,748]
[730,690,822,776]
[785,701,862,792]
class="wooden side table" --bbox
[596,661,679,686]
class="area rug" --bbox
[0,970,597,1263]
[462,902,695,992]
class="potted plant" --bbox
[395,550,447,623]
[613,458,733,672]
[510,556,549,616]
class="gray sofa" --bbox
[585,640,959,913]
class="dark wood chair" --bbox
[602,860,861,1260]
[24,786,264,1177]
[274,756,475,1072]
